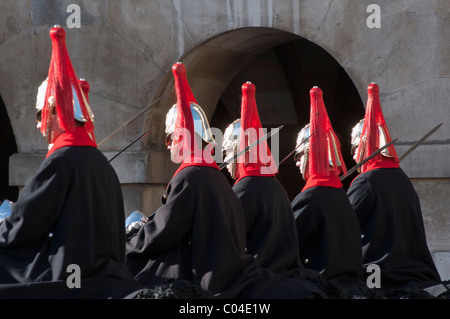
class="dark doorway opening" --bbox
[0,96,18,202]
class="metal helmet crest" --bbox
[351,118,394,163]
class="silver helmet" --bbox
[294,124,311,179]
[35,78,94,124]
[222,119,241,179]
[294,123,343,179]
[165,102,216,146]
[350,119,394,162]
[350,119,364,157]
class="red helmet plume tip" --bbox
[240,81,260,132]
[368,82,379,94]
[242,81,255,95]
[310,85,321,94]
[309,86,326,120]
[172,62,197,105]
[172,61,184,79]
[50,25,66,40]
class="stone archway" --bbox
[145,27,364,199]
[143,27,301,146]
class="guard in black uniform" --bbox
[222,81,302,278]
[347,83,445,297]
[291,86,364,288]
[0,26,143,299]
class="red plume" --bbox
[308,87,347,177]
[41,26,95,143]
[171,62,200,161]
[356,83,399,173]
[236,82,277,181]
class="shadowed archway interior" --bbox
[0,95,18,202]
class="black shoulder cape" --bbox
[125,166,326,299]
[292,186,364,286]
[232,176,302,276]
[347,167,441,290]
[0,146,143,298]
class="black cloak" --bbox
[0,146,143,298]
[232,176,302,277]
[347,167,442,291]
[292,186,364,286]
[125,165,326,299]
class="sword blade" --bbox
[340,138,398,181]
[398,122,443,162]
[108,129,152,162]
[219,125,284,170]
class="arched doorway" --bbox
[0,95,18,202]
[146,27,364,198]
